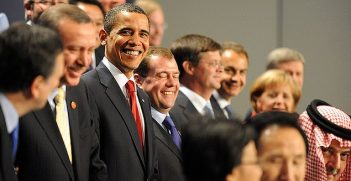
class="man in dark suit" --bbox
[135,47,185,181]
[211,41,249,120]
[0,23,64,181]
[15,5,107,181]
[169,34,223,126]
[82,3,155,181]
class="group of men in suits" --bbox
[1,2,251,181]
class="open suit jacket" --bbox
[81,63,155,181]
[153,117,184,181]
[15,81,107,181]
[0,107,17,181]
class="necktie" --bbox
[224,105,234,119]
[54,87,72,163]
[126,80,143,148]
[10,125,19,160]
[162,116,181,149]
[203,104,214,119]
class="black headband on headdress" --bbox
[306,99,351,140]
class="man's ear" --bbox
[182,60,194,75]
[99,29,108,46]
[134,74,144,88]
[29,75,46,99]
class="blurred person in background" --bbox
[135,0,166,46]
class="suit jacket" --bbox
[152,118,184,181]
[94,46,104,67]
[0,107,17,181]
[15,81,107,181]
[170,91,215,130]
[210,95,227,120]
[81,63,155,181]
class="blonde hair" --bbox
[250,69,301,111]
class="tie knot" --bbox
[126,80,136,94]
[54,87,65,104]
[163,116,175,129]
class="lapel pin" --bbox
[71,101,77,109]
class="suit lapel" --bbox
[66,87,80,176]
[34,103,74,179]
[178,92,201,122]
[153,120,181,160]
[210,95,226,119]
[96,65,146,168]
[0,108,17,181]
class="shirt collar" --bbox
[0,93,19,133]
[180,85,211,114]
[213,90,231,109]
[102,57,136,97]
[151,107,168,128]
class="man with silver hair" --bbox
[266,47,305,89]
[298,99,351,181]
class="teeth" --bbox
[163,91,173,95]
[125,50,139,56]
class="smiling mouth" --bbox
[163,91,174,95]
[122,49,141,56]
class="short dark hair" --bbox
[221,41,249,61]
[71,0,105,16]
[170,34,221,79]
[39,4,92,31]
[0,23,63,92]
[104,3,147,34]
[182,118,255,181]
[135,46,174,77]
[248,111,308,155]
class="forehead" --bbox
[259,126,306,156]
[199,50,221,61]
[77,3,104,16]
[326,140,351,152]
[112,11,149,31]
[222,50,248,66]
[57,19,95,43]
[278,61,304,71]
[148,56,178,71]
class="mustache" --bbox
[326,167,339,175]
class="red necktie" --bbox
[126,80,143,148]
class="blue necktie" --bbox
[163,116,181,149]
[10,125,19,160]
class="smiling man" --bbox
[211,41,248,120]
[135,47,184,181]
[16,5,107,181]
[82,3,156,181]
[170,34,223,125]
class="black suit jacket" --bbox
[94,46,104,67]
[0,107,17,181]
[15,81,107,181]
[153,118,184,181]
[81,63,155,181]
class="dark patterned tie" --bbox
[163,116,181,149]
